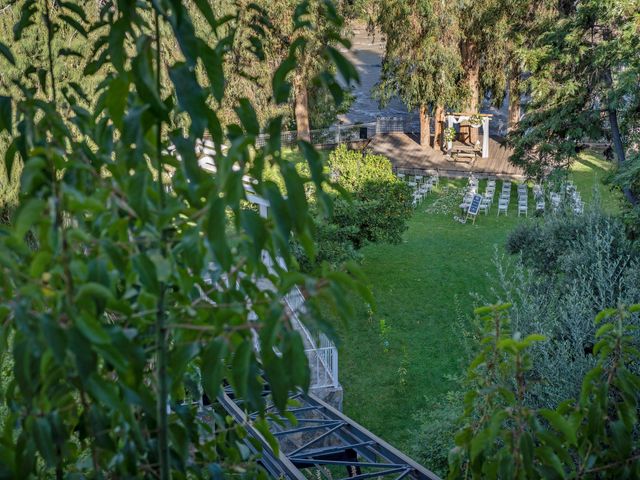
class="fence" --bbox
[283,285,339,390]
[254,114,421,148]
[261,254,339,390]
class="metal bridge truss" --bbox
[217,387,440,480]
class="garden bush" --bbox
[412,208,640,478]
[450,304,640,479]
[500,209,640,408]
[295,145,413,271]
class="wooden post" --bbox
[482,117,490,158]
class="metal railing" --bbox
[283,285,339,390]
[263,254,339,390]
[254,114,420,148]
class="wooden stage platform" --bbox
[367,133,524,179]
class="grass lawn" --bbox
[335,152,619,452]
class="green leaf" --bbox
[0,42,15,65]
[86,374,121,411]
[29,251,52,277]
[75,313,111,345]
[75,282,115,314]
[234,98,259,136]
[192,0,218,31]
[286,332,309,391]
[201,339,227,401]
[4,139,17,179]
[166,1,199,66]
[169,62,209,139]
[231,340,252,399]
[108,17,128,72]
[205,196,232,271]
[520,432,534,478]
[540,409,577,445]
[325,46,359,86]
[33,417,55,467]
[105,75,129,129]
[272,54,295,104]
[131,37,168,119]
[536,446,565,477]
[595,308,616,324]
[0,96,11,134]
[132,253,160,295]
[14,198,45,239]
[199,42,225,102]
[254,418,280,455]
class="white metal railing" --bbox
[260,253,339,390]
[254,114,420,148]
[283,285,339,390]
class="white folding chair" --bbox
[518,203,528,217]
[480,198,491,215]
[497,200,509,216]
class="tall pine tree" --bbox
[375,0,465,147]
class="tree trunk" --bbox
[294,75,311,143]
[461,40,480,143]
[604,69,637,206]
[419,105,429,146]
[608,108,638,206]
[507,71,521,133]
[433,105,444,149]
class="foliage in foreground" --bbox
[450,303,640,479]
[0,1,367,478]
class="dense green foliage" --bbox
[509,0,640,208]
[0,0,355,210]
[295,145,413,270]
[375,0,464,113]
[501,209,640,409]
[450,303,640,479]
[0,1,367,477]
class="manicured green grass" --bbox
[336,153,619,452]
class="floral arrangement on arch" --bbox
[469,113,483,128]
[444,126,457,143]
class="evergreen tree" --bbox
[510,0,640,210]
[375,0,465,147]
[458,0,516,141]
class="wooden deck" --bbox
[367,133,524,179]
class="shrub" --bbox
[500,210,640,408]
[411,390,464,478]
[328,144,397,190]
[450,304,640,479]
[296,146,412,271]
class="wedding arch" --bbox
[444,113,493,158]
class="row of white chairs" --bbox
[400,173,439,207]
[458,178,585,218]
[549,182,584,214]
[497,181,512,216]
